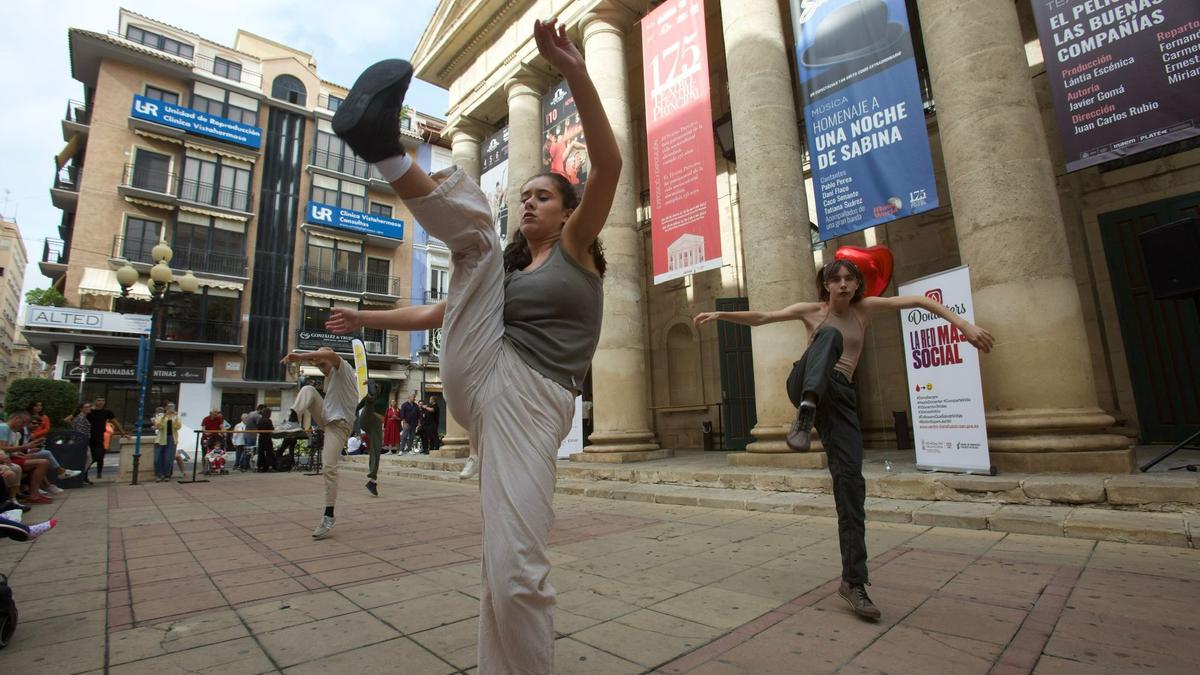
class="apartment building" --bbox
[0,218,29,403]
[33,9,452,429]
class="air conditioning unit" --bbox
[365,341,383,354]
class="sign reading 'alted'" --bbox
[130,94,263,149]
[25,305,151,335]
[1031,0,1200,171]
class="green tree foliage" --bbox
[5,378,78,427]
[24,287,67,307]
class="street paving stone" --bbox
[2,471,1199,673]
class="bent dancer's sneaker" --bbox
[459,456,479,480]
[274,420,306,439]
[838,581,882,621]
[332,59,413,163]
[312,515,335,540]
[365,480,378,497]
[61,469,82,479]
[786,402,817,452]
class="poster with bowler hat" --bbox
[790,0,939,240]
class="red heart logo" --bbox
[834,245,894,298]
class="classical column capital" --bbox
[444,116,488,144]
[581,1,637,39]
[505,66,547,99]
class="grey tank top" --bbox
[504,243,604,394]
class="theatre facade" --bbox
[414,0,1200,473]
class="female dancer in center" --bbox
[326,18,616,673]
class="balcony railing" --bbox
[365,273,403,297]
[65,99,90,126]
[112,236,248,277]
[310,147,371,180]
[54,164,81,192]
[178,178,253,213]
[192,52,263,88]
[299,265,364,293]
[362,330,402,356]
[121,162,177,195]
[172,245,248,277]
[43,239,67,266]
[162,318,241,345]
[426,290,448,304]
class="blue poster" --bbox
[306,201,405,241]
[791,0,938,240]
[130,94,262,149]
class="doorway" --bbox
[1098,193,1200,442]
[716,297,757,450]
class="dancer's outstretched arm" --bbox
[694,302,822,328]
[326,302,446,335]
[535,19,622,260]
[281,349,345,370]
[860,295,994,352]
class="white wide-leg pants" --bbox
[292,385,352,508]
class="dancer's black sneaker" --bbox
[332,59,413,163]
[838,581,881,621]
[365,480,378,497]
[786,402,817,452]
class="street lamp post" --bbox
[414,345,430,400]
[75,345,96,402]
[116,234,198,486]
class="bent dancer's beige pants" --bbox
[407,167,575,674]
[293,385,352,508]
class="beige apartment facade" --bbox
[413,0,1200,473]
[0,218,30,404]
[38,9,452,430]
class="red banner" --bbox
[643,0,722,284]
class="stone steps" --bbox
[340,456,1197,548]
[339,454,1200,509]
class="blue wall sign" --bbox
[790,0,939,240]
[306,201,405,241]
[130,94,263,149]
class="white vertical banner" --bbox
[898,266,992,473]
[557,396,584,459]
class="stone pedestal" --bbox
[917,0,1131,472]
[575,7,663,462]
[117,438,156,483]
[719,0,818,458]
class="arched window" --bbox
[272,75,307,106]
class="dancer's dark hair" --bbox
[503,172,606,276]
[816,259,865,303]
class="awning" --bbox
[184,140,256,163]
[299,366,407,380]
[302,290,359,302]
[179,204,249,221]
[79,267,150,300]
[124,196,175,210]
[197,277,244,291]
[306,227,364,244]
[55,135,82,170]
[134,129,183,145]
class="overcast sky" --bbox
[0,1,448,308]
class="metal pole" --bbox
[131,290,164,485]
[78,367,87,402]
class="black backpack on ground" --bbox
[0,573,17,648]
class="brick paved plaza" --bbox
[2,471,1198,674]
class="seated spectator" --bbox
[0,461,25,511]
[0,413,58,504]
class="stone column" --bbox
[431,124,486,458]
[505,73,545,225]
[720,0,822,468]
[917,0,1131,472]
[574,6,666,462]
